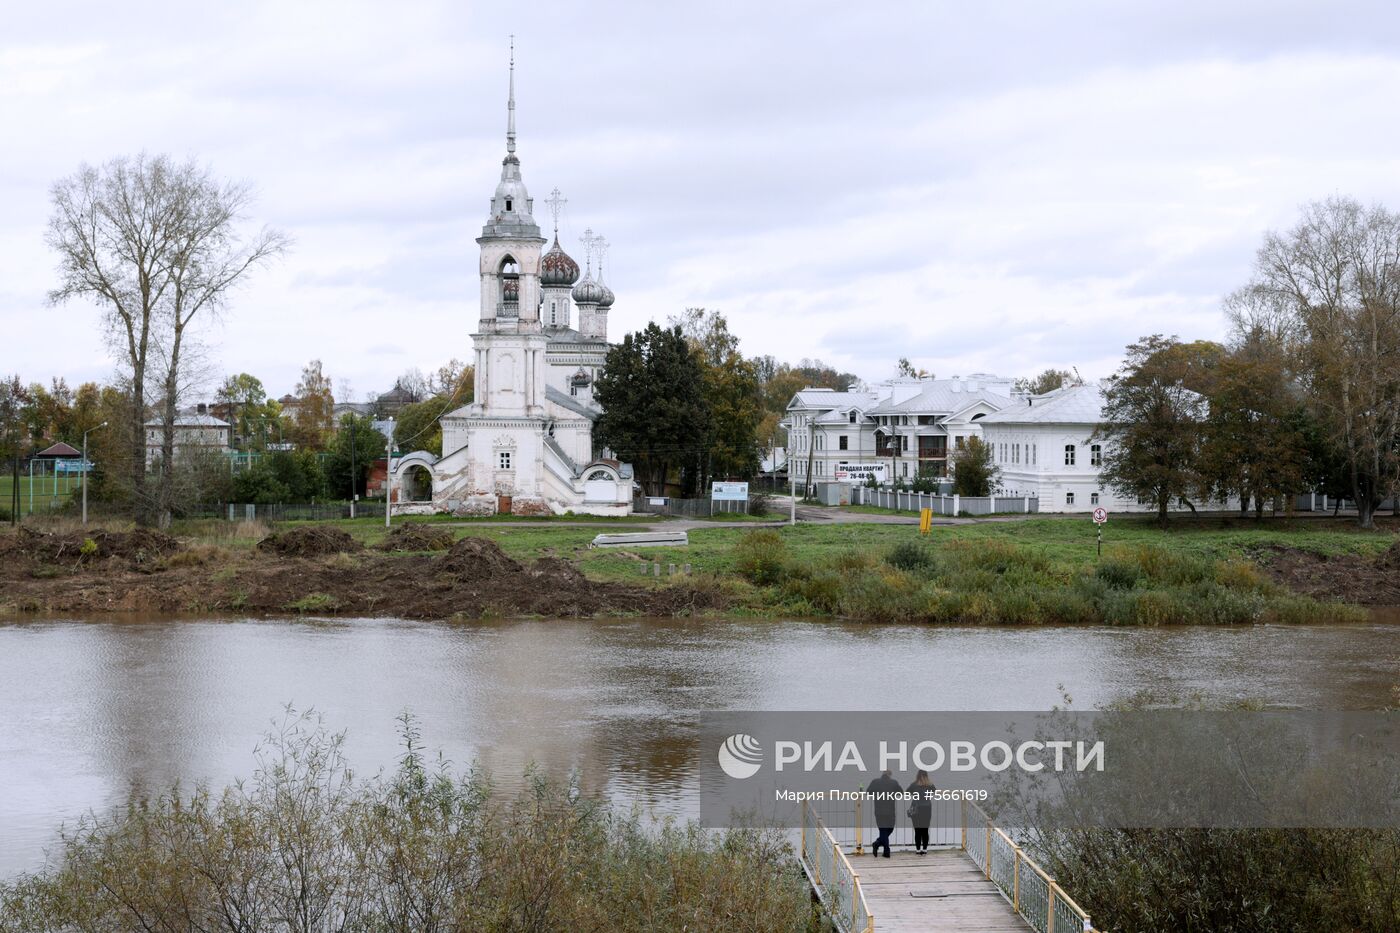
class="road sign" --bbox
[1092,507,1108,524]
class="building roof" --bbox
[143,413,230,428]
[34,442,81,458]
[545,384,601,418]
[978,383,1106,425]
[789,388,878,411]
[867,383,1013,416]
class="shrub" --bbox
[1095,558,1142,591]
[833,550,876,573]
[288,592,339,613]
[886,540,936,572]
[733,529,788,586]
[0,711,816,931]
[1214,558,1268,591]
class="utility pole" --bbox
[383,417,394,529]
[349,417,356,519]
[82,421,108,526]
[805,421,817,500]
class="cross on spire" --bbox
[580,227,598,275]
[505,36,516,156]
[594,235,610,281]
[545,187,566,237]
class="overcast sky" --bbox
[5,1,1400,399]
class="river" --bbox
[1,615,1396,877]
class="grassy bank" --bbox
[2,514,1389,624]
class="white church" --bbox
[388,54,633,516]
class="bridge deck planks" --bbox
[851,848,1032,932]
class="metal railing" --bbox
[961,799,1099,933]
[799,800,874,933]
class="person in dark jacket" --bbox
[907,770,935,853]
[866,769,902,857]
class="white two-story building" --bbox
[786,375,1014,488]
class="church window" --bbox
[1091,492,1100,505]
[1064,444,1076,466]
[1066,491,1075,505]
[505,199,512,211]
[498,451,512,471]
[1091,444,1102,466]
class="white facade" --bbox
[978,382,1237,514]
[389,56,631,516]
[785,375,1013,487]
[144,408,231,467]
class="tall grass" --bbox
[730,529,1363,626]
[0,710,816,932]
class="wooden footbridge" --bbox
[799,799,1100,933]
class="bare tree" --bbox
[1250,197,1400,528]
[47,154,287,524]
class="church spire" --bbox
[482,36,538,237]
[506,35,516,157]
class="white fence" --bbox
[853,485,1038,516]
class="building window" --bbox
[1091,492,1100,505]
[1091,444,1102,466]
[498,451,512,470]
[505,199,512,211]
[1065,444,1076,466]
[1032,444,1037,465]
[1013,443,1020,464]
[1066,491,1075,506]
[839,435,848,450]
[849,411,857,424]
[956,436,965,449]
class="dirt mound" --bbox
[1257,542,1400,605]
[0,527,179,565]
[379,523,454,552]
[440,536,522,578]
[257,526,361,557]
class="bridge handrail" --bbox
[962,798,1102,933]
[799,799,874,933]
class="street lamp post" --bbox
[82,421,108,525]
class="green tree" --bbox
[326,413,387,499]
[1096,336,1221,527]
[1199,333,1309,518]
[1015,368,1076,395]
[1246,197,1400,528]
[950,436,998,497]
[897,357,932,379]
[216,373,279,448]
[594,323,709,496]
[287,359,335,450]
[670,309,761,488]
[392,400,444,457]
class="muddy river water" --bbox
[1,614,1397,876]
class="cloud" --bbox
[5,1,1400,397]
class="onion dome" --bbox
[501,278,520,302]
[540,236,580,286]
[572,273,605,305]
[597,281,615,309]
[570,368,591,388]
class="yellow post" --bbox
[1013,848,1020,911]
[985,822,992,879]
[854,794,864,854]
[1048,881,1058,933]
[960,798,967,850]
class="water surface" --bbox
[1,614,1396,876]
